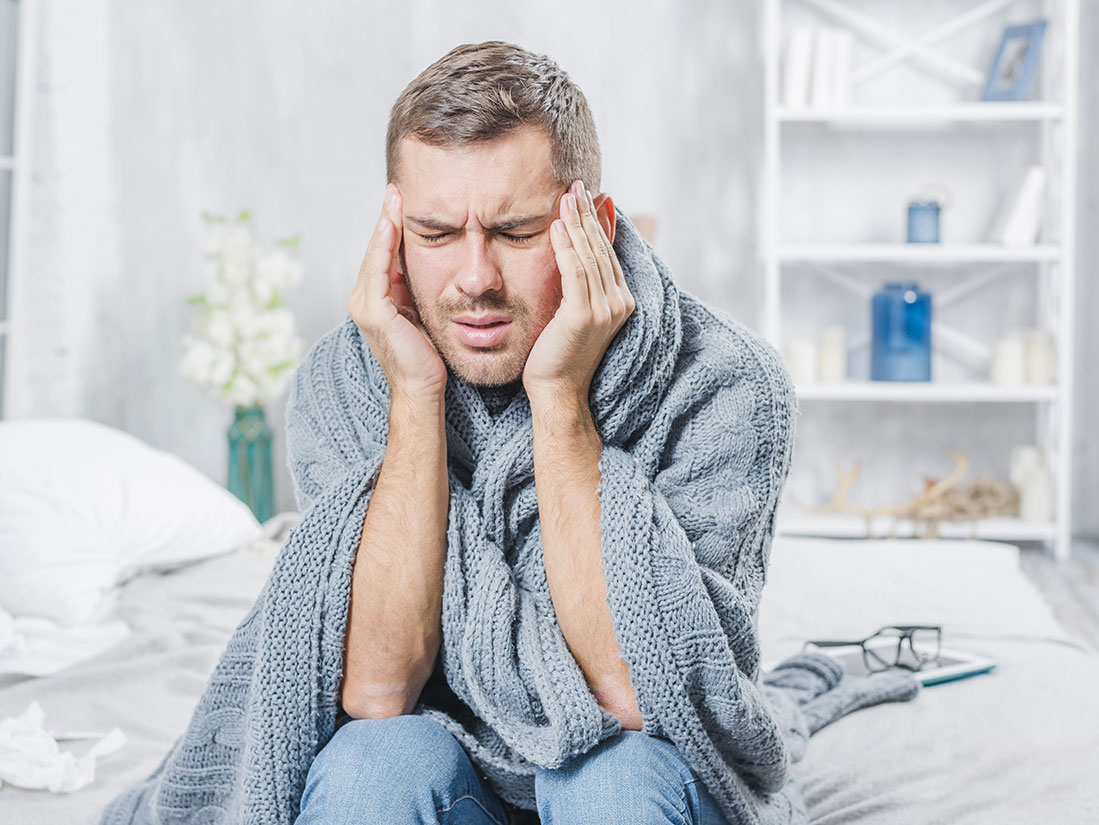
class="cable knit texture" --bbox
[99,206,919,825]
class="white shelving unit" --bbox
[776,101,1064,122]
[1,0,35,421]
[762,0,1079,560]
[777,243,1062,262]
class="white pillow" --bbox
[0,417,264,625]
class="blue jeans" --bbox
[294,714,730,824]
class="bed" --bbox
[1,530,1096,824]
[758,536,1099,823]
[1,420,1097,823]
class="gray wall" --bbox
[8,1,1096,537]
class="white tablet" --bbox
[768,638,998,687]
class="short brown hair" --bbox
[385,41,601,193]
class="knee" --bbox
[301,714,469,809]
[535,731,695,819]
[312,713,466,776]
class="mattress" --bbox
[0,536,280,824]
[758,537,1099,824]
[0,533,1096,823]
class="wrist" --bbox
[526,382,587,414]
[390,389,446,421]
[530,390,593,435]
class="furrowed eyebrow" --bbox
[406,213,554,233]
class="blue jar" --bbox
[907,200,941,243]
[871,282,932,381]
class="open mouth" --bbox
[453,319,512,347]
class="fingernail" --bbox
[566,193,577,212]
[386,185,398,210]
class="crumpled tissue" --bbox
[0,700,126,792]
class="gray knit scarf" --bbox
[100,206,919,825]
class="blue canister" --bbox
[907,200,941,243]
[871,281,932,381]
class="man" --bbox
[295,40,728,824]
[99,39,920,825]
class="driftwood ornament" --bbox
[800,451,1019,539]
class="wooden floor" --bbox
[1018,537,1099,653]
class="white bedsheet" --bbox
[0,536,280,824]
[0,532,1095,824]
[758,537,1099,824]
[0,607,131,678]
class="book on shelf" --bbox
[989,164,1048,247]
[783,27,853,110]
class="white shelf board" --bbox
[775,103,1064,124]
[777,514,1057,542]
[777,244,1061,263]
[794,381,1059,402]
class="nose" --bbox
[455,230,504,298]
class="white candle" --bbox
[989,331,1026,384]
[818,326,847,382]
[1024,329,1055,384]
[1020,461,1054,522]
[782,338,818,384]
[1009,444,1043,497]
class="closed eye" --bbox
[419,231,536,244]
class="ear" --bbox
[592,192,616,246]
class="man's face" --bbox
[394,125,568,387]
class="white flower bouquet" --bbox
[179,211,306,407]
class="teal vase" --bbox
[227,404,274,523]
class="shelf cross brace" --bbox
[849,321,992,366]
[801,0,1026,90]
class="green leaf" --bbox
[237,209,253,222]
[185,294,207,306]
[275,234,301,247]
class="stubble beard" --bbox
[399,244,528,388]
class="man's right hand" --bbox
[348,183,448,402]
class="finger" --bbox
[360,205,398,306]
[588,194,632,312]
[383,184,404,289]
[589,193,627,290]
[579,188,617,304]
[560,185,600,308]
[550,197,590,311]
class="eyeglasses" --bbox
[803,625,943,673]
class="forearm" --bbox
[530,391,642,730]
[341,391,449,719]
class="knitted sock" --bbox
[799,670,921,735]
[761,651,845,706]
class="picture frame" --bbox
[981,20,1048,102]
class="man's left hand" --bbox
[522,179,636,404]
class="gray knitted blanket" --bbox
[99,207,919,825]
